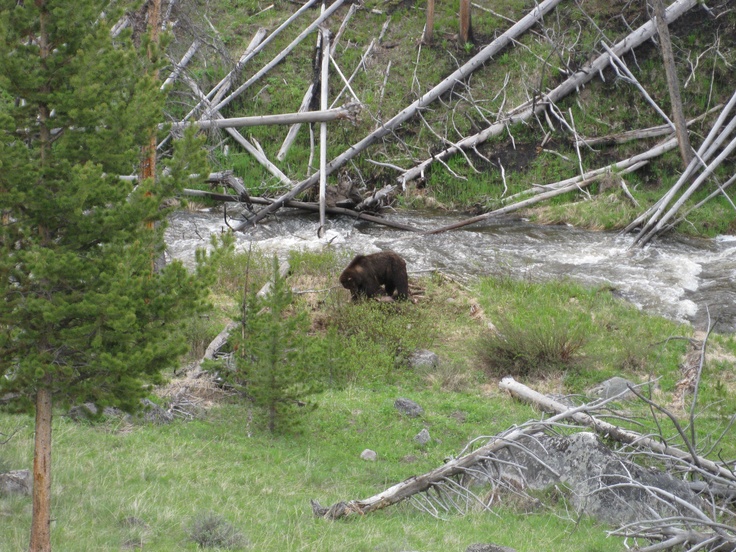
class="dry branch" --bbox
[161,40,200,90]
[210,0,346,114]
[181,189,422,233]
[499,377,736,483]
[425,136,679,234]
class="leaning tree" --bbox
[0,1,209,550]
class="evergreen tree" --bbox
[232,257,322,434]
[0,2,209,550]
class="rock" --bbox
[394,398,424,417]
[139,398,174,424]
[414,428,430,445]
[408,349,439,369]
[589,376,638,400]
[468,432,703,526]
[360,449,377,461]
[466,544,516,552]
[0,469,32,496]
[69,402,124,421]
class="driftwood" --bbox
[398,0,698,186]
[181,189,421,233]
[244,0,565,227]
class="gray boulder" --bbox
[414,428,430,446]
[408,349,439,369]
[470,432,703,525]
[589,376,638,400]
[0,469,32,496]
[394,398,424,417]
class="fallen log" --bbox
[311,381,648,520]
[161,40,200,90]
[211,0,346,114]
[425,136,678,234]
[243,0,566,228]
[165,103,360,131]
[576,105,721,147]
[499,377,736,484]
[181,189,422,233]
[398,0,698,186]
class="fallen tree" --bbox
[398,0,698,186]
[241,0,566,229]
[311,377,736,551]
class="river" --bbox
[165,208,736,333]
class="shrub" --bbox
[479,312,587,377]
[187,511,247,549]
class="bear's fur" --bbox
[339,251,409,300]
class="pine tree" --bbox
[0,2,209,550]
[232,257,322,434]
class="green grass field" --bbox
[3,248,735,551]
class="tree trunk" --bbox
[29,388,53,552]
[652,0,693,167]
[424,0,435,44]
[459,0,473,44]
[140,0,161,182]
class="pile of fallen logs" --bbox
[150,0,731,243]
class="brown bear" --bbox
[339,251,409,301]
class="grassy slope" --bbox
[2,248,736,551]
[167,0,736,235]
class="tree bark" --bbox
[652,0,694,167]
[29,388,53,552]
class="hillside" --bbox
[158,0,736,236]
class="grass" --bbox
[2,249,735,551]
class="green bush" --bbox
[187,511,247,549]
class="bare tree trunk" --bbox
[652,0,694,167]
[423,0,435,43]
[459,0,473,44]
[29,388,53,552]
[140,0,161,182]
[318,29,331,237]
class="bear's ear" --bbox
[354,266,364,274]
